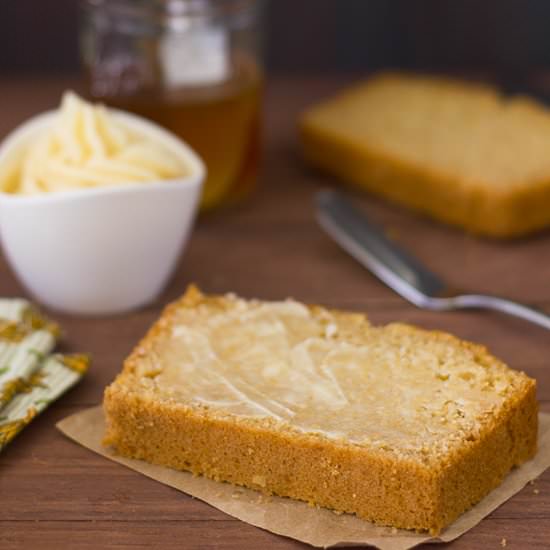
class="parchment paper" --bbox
[57,408,550,549]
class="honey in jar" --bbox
[81,0,264,210]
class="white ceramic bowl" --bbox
[0,109,205,315]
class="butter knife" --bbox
[316,190,550,330]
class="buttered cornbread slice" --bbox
[301,72,550,237]
[103,286,537,534]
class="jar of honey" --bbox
[80,0,264,210]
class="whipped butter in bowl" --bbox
[0,92,205,315]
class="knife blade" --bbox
[315,189,447,306]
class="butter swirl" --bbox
[145,296,521,460]
[1,92,189,195]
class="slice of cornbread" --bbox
[300,72,550,237]
[103,286,538,534]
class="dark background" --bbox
[2,0,550,79]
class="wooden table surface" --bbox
[1,76,549,550]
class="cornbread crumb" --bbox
[103,285,538,535]
[252,475,267,487]
[533,489,540,495]
[501,537,507,547]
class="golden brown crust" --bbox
[104,377,537,534]
[300,74,550,238]
[104,286,538,534]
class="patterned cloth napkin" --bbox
[0,299,89,451]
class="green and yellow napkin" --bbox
[0,299,89,451]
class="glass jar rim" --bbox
[82,0,261,21]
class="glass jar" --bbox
[80,0,264,210]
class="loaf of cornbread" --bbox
[301,72,550,237]
[103,286,538,534]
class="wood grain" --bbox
[1,76,549,549]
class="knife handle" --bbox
[451,294,550,331]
